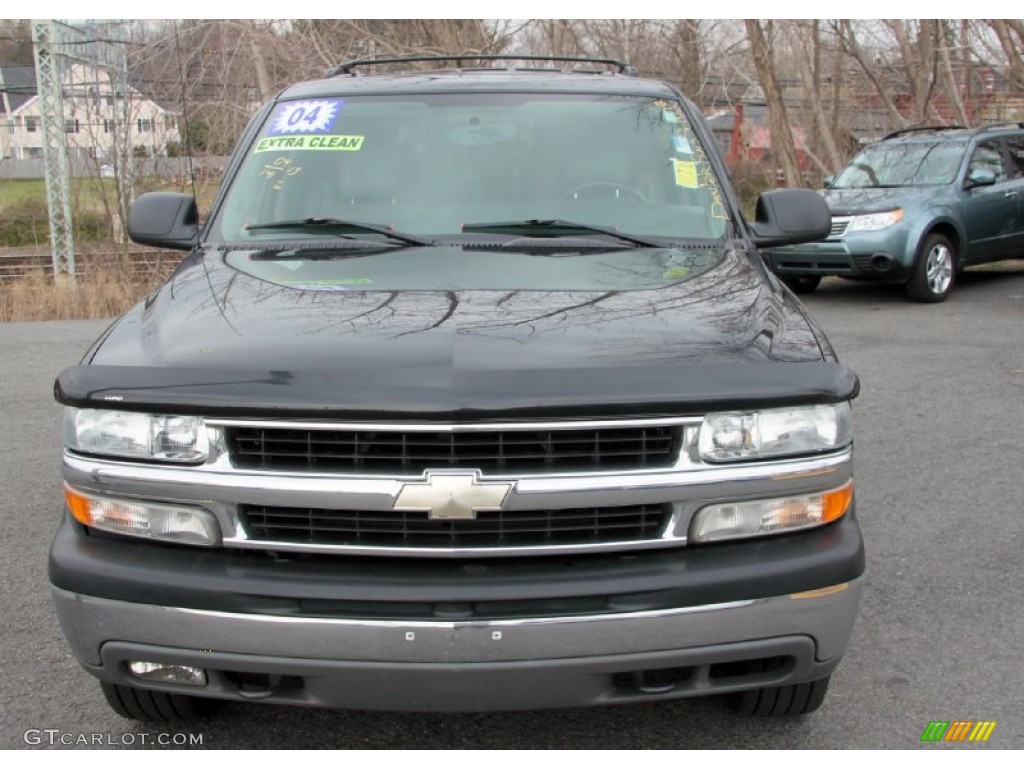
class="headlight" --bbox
[845,209,903,232]
[64,407,208,463]
[689,481,853,543]
[698,403,852,462]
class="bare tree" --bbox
[744,20,802,186]
[937,20,970,125]
[787,21,844,171]
[672,20,703,98]
[988,19,1024,91]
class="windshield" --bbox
[831,140,967,188]
[211,93,731,243]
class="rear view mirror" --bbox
[127,192,199,250]
[750,189,831,248]
[966,168,998,188]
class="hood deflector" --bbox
[55,362,858,420]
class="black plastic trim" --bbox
[84,637,840,712]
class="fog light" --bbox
[64,485,221,547]
[128,661,207,686]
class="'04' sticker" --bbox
[268,99,343,135]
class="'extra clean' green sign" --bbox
[254,135,365,153]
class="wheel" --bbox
[906,233,955,302]
[563,181,648,203]
[730,676,831,716]
[781,275,822,294]
[101,681,219,723]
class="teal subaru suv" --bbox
[765,123,1024,302]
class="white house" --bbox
[1,62,179,162]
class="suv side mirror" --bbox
[823,174,835,189]
[965,168,998,188]
[127,192,199,250]
[750,189,831,248]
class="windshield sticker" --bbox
[663,266,691,279]
[268,99,342,135]
[259,156,303,190]
[673,159,698,188]
[255,135,365,153]
[654,99,730,221]
[661,109,678,124]
[672,135,692,155]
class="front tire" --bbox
[730,676,831,716]
[906,233,955,302]
[101,681,218,723]
[782,275,822,295]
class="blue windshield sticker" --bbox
[268,99,343,135]
[672,135,692,155]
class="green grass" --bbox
[0,179,47,207]
[0,178,221,249]
[0,178,220,214]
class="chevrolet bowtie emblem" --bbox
[393,472,514,520]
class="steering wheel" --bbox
[563,182,648,203]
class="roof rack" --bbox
[327,54,637,78]
[883,125,966,140]
[974,121,1024,133]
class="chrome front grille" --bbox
[226,423,680,475]
[240,503,670,549]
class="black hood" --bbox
[55,246,854,419]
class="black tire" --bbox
[782,275,822,295]
[730,676,831,716]
[101,681,219,723]
[906,233,956,303]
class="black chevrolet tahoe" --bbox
[50,55,863,722]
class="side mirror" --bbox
[965,168,998,188]
[750,189,831,248]
[823,174,835,189]
[127,192,199,250]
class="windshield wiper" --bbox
[244,218,433,246]
[461,219,669,248]
[244,243,411,260]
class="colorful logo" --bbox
[268,99,342,135]
[920,721,997,743]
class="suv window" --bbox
[831,140,966,188]
[967,139,1008,184]
[1003,134,1024,178]
[212,93,730,243]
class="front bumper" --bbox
[766,228,912,281]
[51,512,864,712]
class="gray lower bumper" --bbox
[53,579,861,712]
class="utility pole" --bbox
[32,20,79,283]
[31,19,131,284]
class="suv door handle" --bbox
[1005,190,1018,198]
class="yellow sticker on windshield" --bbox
[663,266,691,279]
[254,134,364,153]
[673,159,698,188]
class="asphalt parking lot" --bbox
[2,267,1023,749]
